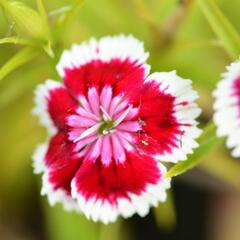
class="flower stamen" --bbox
[113,105,133,127]
[73,123,100,142]
[100,105,112,121]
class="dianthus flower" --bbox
[32,35,201,223]
[214,60,240,157]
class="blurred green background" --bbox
[1,0,240,239]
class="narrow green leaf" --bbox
[0,36,32,45]
[173,38,223,50]
[198,0,240,59]
[0,48,38,83]
[48,6,71,17]
[0,0,48,39]
[36,0,55,58]
[36,0,48,24]
[42,40,55,58]
[166,122,220,178]
[58,0,85,27]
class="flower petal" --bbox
[33,80,77,134]
[137,71,201,163]
[41,169,80,212]
[57,35,150,102]
[32,142,48,174]
[44,132,77,167]
[33,35,203,224]
[71,151,170,223]
[40,132,82,211]
[213,60,240,157]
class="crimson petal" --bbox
[56,35,150,103]
[47,86,77,130]
[136,72,201,162]
[33,80,78,133]
[71,151,169,223]
[64,59,148,103]
[41,132,82,211]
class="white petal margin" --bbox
[71,163,170,224]
[213,60,240,157]
[32,79,62,136]
[145,71,202,163]
[56,34,150,78]
[32,142,49,174]
[41,170,80,212]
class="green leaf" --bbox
[198,0,240,59]
[36,0,48,25]
[58,0,85,27]
[0,0,48,40]
[42,40,55,58]
[0,48,38,83]
[48,6,72,17]
[0,36,32,45]
[166,122,220,178]
[36,0,54,58]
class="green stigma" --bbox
[98,120,115,134]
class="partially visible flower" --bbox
[32,35,201,223]
[214,60,240,157]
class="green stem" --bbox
[154,190,176,231]
[159,0,193,48]
[0,37,33,45]
[132,0,193,50]
[198,0,240,59]
[99,220,122,240]
[44,204,99,240]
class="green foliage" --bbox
[198,0,240,59]
[36,0,48,25]
[0,36,32,45]
[166,122,220,178]
[0,47,38,82]
[0,0,49,39]
[57,0,85,27]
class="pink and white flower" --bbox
[214,60,240,157]
[32,35,201,223]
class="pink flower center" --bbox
[67,86,141,165]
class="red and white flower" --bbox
[214,60,240,157]
[32,35,201,223]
